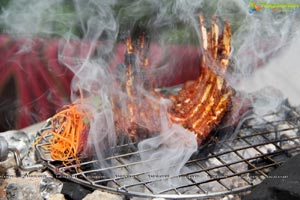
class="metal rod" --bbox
[9,147,45,171]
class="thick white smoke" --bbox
[239,34,300,106]
[58,0,119,165]
[0,0,76,37]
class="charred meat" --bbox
[116,16,232,144]
[169,16,232,144]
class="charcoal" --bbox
[61,181,93,200]
[243,154,300,200]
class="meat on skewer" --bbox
[169,16,232,144]
[115,16,233,145]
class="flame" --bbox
[144,58,149,67]
[138,32,149,67]
[139,32,145,50]
[113,33,161,138]
[126,36,134,55]
[125,37,136,125]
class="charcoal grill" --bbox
[35,102,300,199]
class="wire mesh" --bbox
[35,102,300,199]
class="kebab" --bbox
[118,16,233,144]
[169,16,232,144]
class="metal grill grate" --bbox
[35,102,300,199]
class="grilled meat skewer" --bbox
[169,16,232,144]
[115,16,232,145]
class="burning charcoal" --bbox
[40,177,63,199]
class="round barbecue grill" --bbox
[34,102,300,199]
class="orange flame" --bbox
[126,36,133,54]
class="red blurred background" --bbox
[0,34,201,131]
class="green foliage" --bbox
[0,0,243,44]
[42,1,78,37]
[0,0,9,8]
[0,0,9,32]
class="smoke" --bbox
[214,0,300,117]
[58,0,119,166]
[54,0,201,177]
[137,98,197,177]
[217,0,300,76]
[238,35,300,106]
[57,0,202,178]
[0,0,77,37]
[2,0,300,184]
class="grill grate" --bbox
[35,102,300,199]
